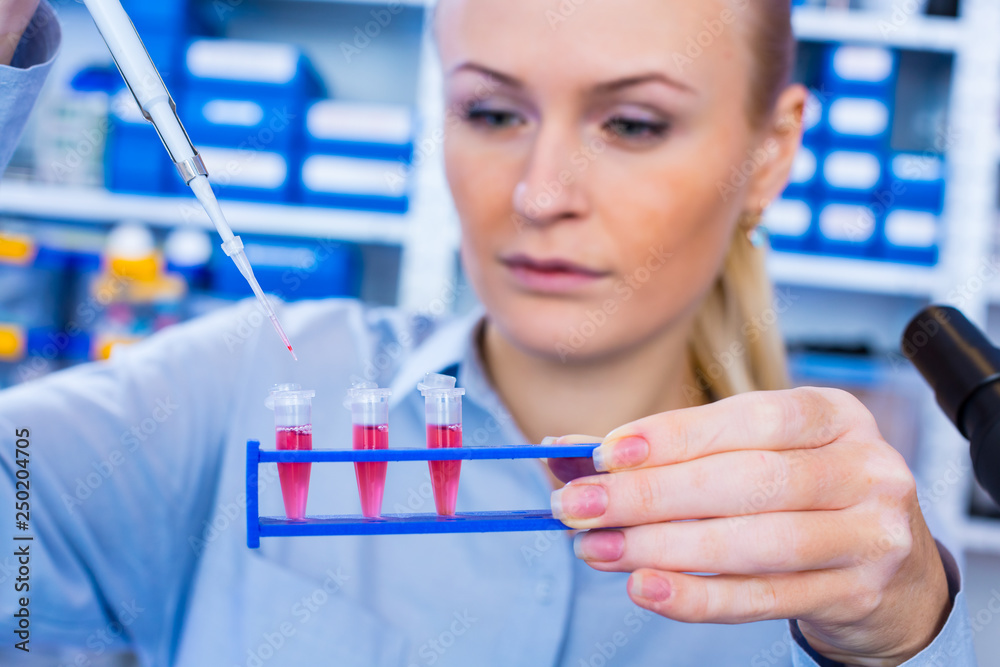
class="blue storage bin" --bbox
[299,154,409,213]
[887,153,946,212]
[880,208,939,265]
[183,39,323,105]
[139,31,185,89]
[820,150,884,201]
[121,0,190,35]
[763,198,815,252]
[816,202,879,258]
[782,145,820,199]
[186,145,294,203]
[181,94,299,153]
[822,44,897,96]
[105,90,170,194]
[825,95,892,149]
[305,100,415,162]
[210,239,359,300]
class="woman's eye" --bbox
[463,107,522,129]
[605,116,669,140]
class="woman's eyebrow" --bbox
[592,72,696,96]
[447,62,523,89]
[447,62,695,96]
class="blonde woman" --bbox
[0,0,974,665]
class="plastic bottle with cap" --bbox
[418,373,465,516]
[265,383,315,520]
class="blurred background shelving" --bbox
[2,0,1000,662]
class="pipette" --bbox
[81,0,297,360]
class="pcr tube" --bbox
[344,381,392,518]
[418,373,465,516]
[265,384,315,521]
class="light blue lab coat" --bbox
[0,5,977,666]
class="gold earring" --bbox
[739,208,768,248]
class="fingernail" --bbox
[541,436,558,445]
[593,435,649,472]
[573,530,624,561]
[629,571,671,602]
[550,484,608,521]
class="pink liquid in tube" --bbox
[418,373,465,516]
[427,423,462,515]
[265,384,316,522]
[276,425,312,520]
[353,423,389,517]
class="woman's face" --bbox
[438,0,786,363]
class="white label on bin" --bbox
[187,40,298,84]
[200,146,288,190]
[110,90,145,123]
[891,154,943,182]
[302,155,407,197]
[829,98,889,137]
[202,100,265,127]
[307,101,413,143]
[885,210,937,248]
[763,199,811,237]
[832,46,894,83]
[789,147,817,184]
[823,151,881,190]
[245,244,317,270]
[819,204,875,243]
[803,93,822,132]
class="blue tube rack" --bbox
[246,439,600,547]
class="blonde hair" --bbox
[689,0,796,400]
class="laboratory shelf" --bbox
[961,517,1000,556]
[246,440,599,547]
[791,7,963,51]
[274,0,428,4]
[962,518,1000,556]
[766,250,941,297]
[0,181,411,244]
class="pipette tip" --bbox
[288,346,298,361]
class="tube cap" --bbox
[343,381,391,409]
[417,373,465,398]
[902,305,1000,434]
[265,383,315,409]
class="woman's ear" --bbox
[743,84,809,211]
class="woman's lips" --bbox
[500,254,611,293]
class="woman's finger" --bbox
[625,567,855,625]
[573,507,907,575]
[591,387,879,473]
[552,441,873,529]
[543,434,603,483]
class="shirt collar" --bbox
[388,305,485,407]
[388,306,524,443]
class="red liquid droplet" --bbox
[352,423,388,517]
[427,423,462,515]
[276,425,312,520]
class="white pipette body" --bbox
[81,0,297,360]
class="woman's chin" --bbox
[485,300,625,364]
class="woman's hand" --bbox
[0,0,40,65]
[549,387,952,666]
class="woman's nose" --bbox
[512,129,589,227]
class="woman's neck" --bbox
[481,319,703,445]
